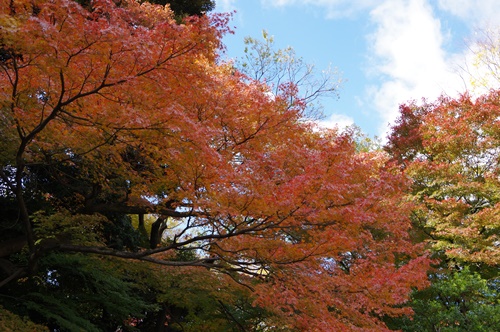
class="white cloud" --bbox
[365,0,500,136]
[215,0,237,12]
[263,0,500,23]
[317,113,355,130]
[260,0,378,18]
[366,0,465,135]
[437,0,500,27]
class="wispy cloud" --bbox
[260,0,377,18]
[215,0,237,12]
[318,113,355,130]
[437,0,500,27]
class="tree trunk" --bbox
[150,217,165,249]
[154,304,168,332]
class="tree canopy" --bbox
[387,91,500,266]
[385,91,500,331]
[0,0,431,330]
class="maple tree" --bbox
[386,91,500,331]
[0,0,429,330]
[387,92,500,265]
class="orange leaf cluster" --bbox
[0,0,429,330]
[388,91,500,267]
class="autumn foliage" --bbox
[0,0,429,330]
[387,92,500,266]
[385,90,500,331]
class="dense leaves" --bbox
[387,267,500,331]
[387,92,500,265]
[2,254,156,331]
[386,91,500,331]
[0,0,429,330]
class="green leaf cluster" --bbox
[388,267,500,331]
[33,211,107,246]
[0,306,49,332]
[2,253,156,331]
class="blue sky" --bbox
[214,0,500,138]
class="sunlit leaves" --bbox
[463,27,500,94]
[388,91,500,266]
[0,0,430,330]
